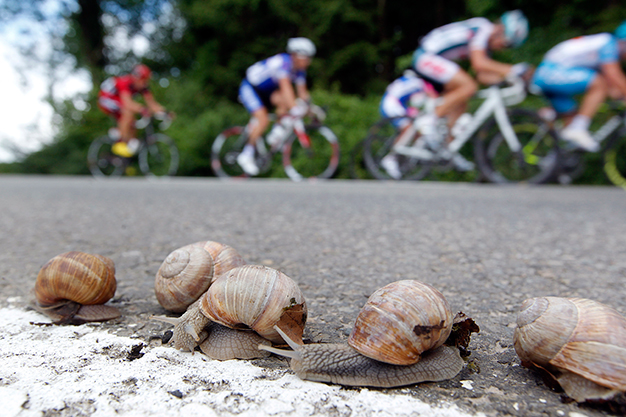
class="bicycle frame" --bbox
[395,77,527,160]
[254,114,314,157]
[592,114,624,144]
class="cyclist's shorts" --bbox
[98,95,122,119]
[379,95,411,129]
[239,80,272,113]
[531,62,598,114]
[412,50,459,92]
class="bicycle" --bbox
[362,77,560,183]
[88,114,178,178]
[211,104,340,181]
[538,102,626,188]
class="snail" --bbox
[261,280,469,388]
[33,251,121,324]
[153,264,307,361]
[154,241,246,312]
[513,296,626,402]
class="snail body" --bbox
[34,251,120,324]
[261,280,465,388]
[513,296,626,401]
[154,241,245,313]
[154,264,307,360]
[264,326,463,388]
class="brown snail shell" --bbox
[199,264,307,344]
[153,264,307,360]
[513,296,626,401]
[261,280,465,388]
[348,280,454,365]
[154,241,245,312]
[34,251,120,324]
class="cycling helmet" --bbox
[286,37,316,57]
[132,64,152,80]
[501,10,529,48]
[615,20,626,41]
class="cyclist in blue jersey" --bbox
[412,10,530,170]
[531,22,626,152]
[236,38,316,175]
[377,70,437,179]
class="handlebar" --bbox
[476,76,527,106]
[134,112,173,130]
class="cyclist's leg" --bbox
[97,96,122,135]
[437,71,477,131]
[239,80,270,144]
[413,52,477,133]
[534,63,603,151]
[379,95,413,147]
[238,80,271,175]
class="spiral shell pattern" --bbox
[514,296,626,393]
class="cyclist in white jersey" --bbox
[236,38,315,175]
[412,10,530,170]
[531,22,626,152]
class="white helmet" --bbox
[501,10,529,48]
[287,37,316,57]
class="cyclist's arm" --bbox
[143,91,166,114]
[120,91,145,113]
[295,82,310,103]
[601,61,626,98]
[278,77,298,109]
[469,49,513,84]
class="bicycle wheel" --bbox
[349,140,373,179]
[474,108,560,184]
[211,126,249,178]
[138,134,179,176]
[362,118,432,180]
[604,133,626,188]
[87,136,126,177]
[282,124,340,181]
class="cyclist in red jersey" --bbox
[98,64,167,157]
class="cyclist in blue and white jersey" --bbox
[378,70,437,179]
[236,38,315,175]
[412,10,530,170]
[531,22,626,152]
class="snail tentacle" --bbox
[258,325,303,361]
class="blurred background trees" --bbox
[0,0,625,181]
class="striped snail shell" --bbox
[262,280,465,388]
[348,280,454,365]
[154,241,246,312]
[514,296,626,402]
[34,251,120,324]
[153,264,307,361]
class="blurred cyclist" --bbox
[237,37,315,176]
[98,64,167,157]
[412,10,530,171]
[531,21,626,152]
[378,70,438,179]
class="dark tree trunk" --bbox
[76,0,106,73]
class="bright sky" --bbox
[0,1,92,163]
[0,42,91,163]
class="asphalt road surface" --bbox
[1,175,625,416]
